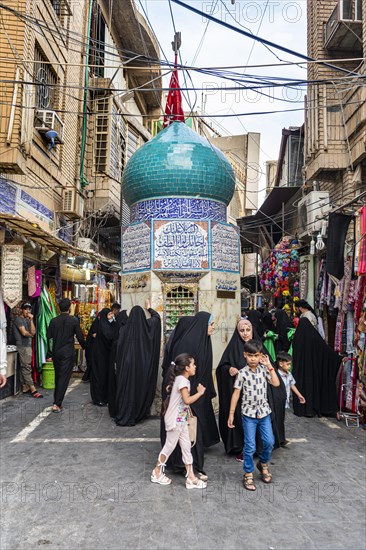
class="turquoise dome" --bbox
[122,122,235,206]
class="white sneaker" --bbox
[151,470,172,485]
[185,477,207,489]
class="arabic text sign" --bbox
[122,222,151,273]
[211,223,240,273]
[1,245,23,308]
[153,220,209,270]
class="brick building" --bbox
[305,0,366,200]
[0,0,161,261]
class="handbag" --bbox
[187,406,197,447]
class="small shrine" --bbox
[120,121,241,366]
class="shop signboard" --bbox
[121,222,151,273]
[211,222,240,273]
[153,220,209,271]
[1,244,23,308]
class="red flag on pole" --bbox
[163,53,185,128]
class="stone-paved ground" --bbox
[1,380,365,550]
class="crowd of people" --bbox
[6,297,341,491]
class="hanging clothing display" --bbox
[37,286,57,367]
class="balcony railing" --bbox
[324,0,363,51]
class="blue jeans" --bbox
[242,414,274,473]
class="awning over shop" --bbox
[0,212,117,268]
[237,186,301,253]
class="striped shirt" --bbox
[234,364,272,419]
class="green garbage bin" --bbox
[42,362,55,389]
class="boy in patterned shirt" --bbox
[228,339,280,491]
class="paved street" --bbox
[1,379,365,550]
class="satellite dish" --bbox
[45,129,58,150]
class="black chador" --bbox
[161,312,220,475]
[90,308,115,406]
[274,309,292,354]
[108,310,128,418]
[216,322,286,453]
[292,317,340,417]
[82,317,98,382]
[114,306,161,426]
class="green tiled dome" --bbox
[122,122,235,206]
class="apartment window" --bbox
[110,105,126,181]
[126,128,140,160]
[50,0,61,16]
[340,0,362,20]
[34,46,57,110]
[95,96,110,173]
[90,3,106,77]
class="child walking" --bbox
[151,353,207,489]
[277,351,306,410]
[228,339,280,491]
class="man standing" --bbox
[14,302,42,398]
[46,298,85,412]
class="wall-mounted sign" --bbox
[122,222,151,273]
[122,274,149,291]
[1,244,23,308]
[211,223,240,273]
[153,220,209,271]
[216,278,238,291]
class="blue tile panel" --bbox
[130,197,226,222]
[122,122,236,206]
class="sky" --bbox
[137,0,308,202]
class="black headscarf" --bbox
[274,309,292,353]
[292,317,340,417]
[108,310,128,418]
[114,306,161,426]
[161,312,219,474]
[90,308,115,405]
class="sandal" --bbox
[31,391,43,399]
[52,405,62,413]
[186,477,207,490]
[256,461,272,483]
[196,472,208,482]
[151,462,172,486]
[243,472,256,491]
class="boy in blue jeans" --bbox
[228,339,280,491]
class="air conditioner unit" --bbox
[34,110,64,143]
[297,191,330,238]
[61,187,84,219]
[77,238,98,253]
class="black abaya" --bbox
[292,317,340,417]
[114,306,161,426]
[82,318,98,382]
[216,326,286,453]
[274,309,292,353]
[90,308,115,405]
[160,312,219,474]
[216,328,247,454]
[108,310,128,418]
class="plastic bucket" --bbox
[42,362,55,389]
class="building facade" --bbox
[0,0,161,261]
[305,0,366,200]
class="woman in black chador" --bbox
[160,312,220,478]
[273,309,292,354]
[90,308,115,406]
[292,317,340,417]
[217,318,286,456]
[108,310,128,418]
[114,301,161,426]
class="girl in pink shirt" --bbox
[151,353,207,489]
